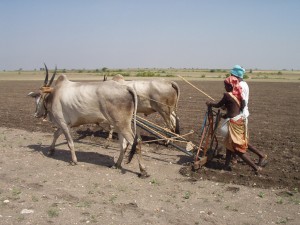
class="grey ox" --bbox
[28,66,148,177]
[105,74,180,139]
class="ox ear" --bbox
[27,92,40,98]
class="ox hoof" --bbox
[69,161,78,166]
[111,164,122,170]
[126,154,135,164]
[47,149,55,156]
[138,171,150,178]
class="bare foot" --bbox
[254,166,262,175]
[223,165,232,171]
[258,155,268,167]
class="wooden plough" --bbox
[135,106,222,169]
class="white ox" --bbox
[105,74,180,140]
[28,66,148,177]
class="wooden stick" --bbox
[177,75,215,101]
[141,130,194,144]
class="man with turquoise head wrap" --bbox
[230,65,245,79]
[230,65,268,167]
[230,65,248,117]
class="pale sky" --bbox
[1,0,299,71]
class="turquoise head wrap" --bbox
[230,65,245,78]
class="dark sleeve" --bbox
[210,93,227,108]
[241,99,246,111]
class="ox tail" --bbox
[171,81,181,134]
[127,86,138,163]
[127,135,138,164]
[127,86,138,136]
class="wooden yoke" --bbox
[40,86,54,93]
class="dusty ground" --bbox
[0,78,299,224]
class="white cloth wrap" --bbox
[219,114,245,138]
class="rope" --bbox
[137,94,173,108]
[177,75,215,101]
[137,115,178,137]
[141,130,194,144]
[136,115,194,145]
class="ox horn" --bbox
[43,63,49,87]
[47,66,57,87]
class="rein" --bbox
[137,94,173,108]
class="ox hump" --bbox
[112,74,125,83]
[55,74,69,85]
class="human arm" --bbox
[206,94,226,108]
[206,94,228,118]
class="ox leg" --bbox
[48,128,63,156]
[119,129,149,177]
[114,133,128,169]
[135,140,149,178]
[107,125,114,141]
[127,135,149,178]
[160,111,175,133]
[136,127,142,142]
[171,112,180,134]
[60,124,78,165]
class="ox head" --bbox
[28,64,57,118]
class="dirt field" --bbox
[0,77,299,224]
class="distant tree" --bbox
[102,67,108,72]
[249,69,253,73]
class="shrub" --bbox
[136,71,160,77]
[121,72,130,77]
[47,208,59,218]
